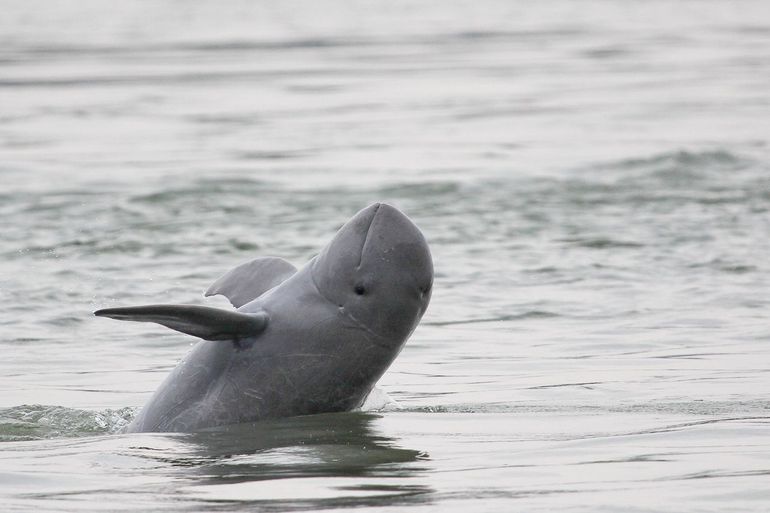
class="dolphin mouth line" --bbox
[357,203,381,269]
[307,203,394,349]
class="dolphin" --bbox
[95,203,433,432]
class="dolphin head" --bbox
[311,203,433,346]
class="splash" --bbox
[0,405,137,442]
[357,387,402,412]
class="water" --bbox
[1,0,770,510]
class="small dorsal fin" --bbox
[205,257,297,308]
[95,304,268,346]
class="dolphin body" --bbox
[96,203,433,433]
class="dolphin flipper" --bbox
[205,257,298,308]
[95,304,268,343]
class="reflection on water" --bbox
[0,412,433,511]
[177,413,432,508]
[181,413,428,479]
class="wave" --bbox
[0,390,397,442]
[0,405,136,442]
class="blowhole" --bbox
[354,284,366,295]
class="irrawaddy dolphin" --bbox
[95,203,433,432]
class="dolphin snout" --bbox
[360,202,433,283]
[362,202,420,244]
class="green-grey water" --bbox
[1,1,770,511]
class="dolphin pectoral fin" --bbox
[94,304,268,342]
[205,257,298,308]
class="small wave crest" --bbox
[592,148,758,188]
[0,405,137,442]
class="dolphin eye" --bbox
[354,284,366,296]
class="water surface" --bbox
[1,1,769,511]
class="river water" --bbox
[1,1,769,511]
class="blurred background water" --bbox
[1,1,770,511]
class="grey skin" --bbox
[96,203,433,432]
